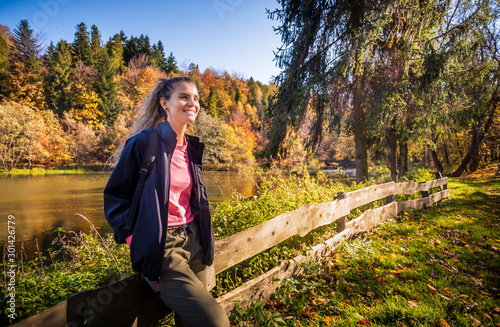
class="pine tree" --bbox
[73,22,92,66]
[106,34,125,75]
[151,41,167,72]
[166,52,179,75]
[206,86,220,117]
[96,50,117,123]
[46,40,73,115]
[7,19,45,109]
[90,24,103,66]
[124,36,140,64]
[138,34,152,58]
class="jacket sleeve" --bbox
[103,133,147,244]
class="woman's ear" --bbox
[159,97,168,110]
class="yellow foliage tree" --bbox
[116,54,164,113]
[69,83,103,129]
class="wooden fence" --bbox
[12,178,449,327]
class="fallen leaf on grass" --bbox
[439,318,451,327]
[428,284,438,294]
[407,300,418,307]
[467,314,482,325]
[357,318,371,326]
[312,297,329,305]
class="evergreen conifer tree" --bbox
[151,41,167,72]
[73,22,92,66]
[106,33,125,74]
[46,40,73,115]
[96,50,117,123]
[90,24,103,66]
[124,36,140,64]
[166,51,179,75]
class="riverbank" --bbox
[0,168,92,176]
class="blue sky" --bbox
[0,0,283,83]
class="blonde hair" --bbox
[109,76,196,165]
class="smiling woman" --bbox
[104,76,230,326]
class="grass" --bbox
[0,168,91,176]
[231,177,500,326]
[3,169,499,326]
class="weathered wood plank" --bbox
[213,198,351,274]
[399,177,448,195]
[12,275,170,327]
[345,182,399,210]
[345,202,398,235]
[397,189,450,213]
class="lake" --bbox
[0,171,256,259]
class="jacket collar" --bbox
[155,121,178,147]
[155,121,204,152]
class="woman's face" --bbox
[161,82,200,128]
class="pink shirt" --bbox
[167,142,194,227]
[126,141,194,246]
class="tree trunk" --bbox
[431,134,444,174]
[398,141,408,178]
[452,92,498,177]
[388,127,398,182]
[352,76,369,184]
[443,142,450,166]
[431,148,444,174]
[351,0,369,184]
[451,129,481,176]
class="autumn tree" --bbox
[61,111,98,166]
[69,61,103,128]
[116,54,163,113]
[0,102,54,169]
[7,19,45,109]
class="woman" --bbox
[103,76,229,327]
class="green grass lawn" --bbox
[230,178,500,326]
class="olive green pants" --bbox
[147,221,229,327]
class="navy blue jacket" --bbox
[103,121,215,280]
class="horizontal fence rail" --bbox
[12,178,449,326]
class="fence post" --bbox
[435,171,445,191]
[336,192,346,233]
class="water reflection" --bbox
[0,171,255,258]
